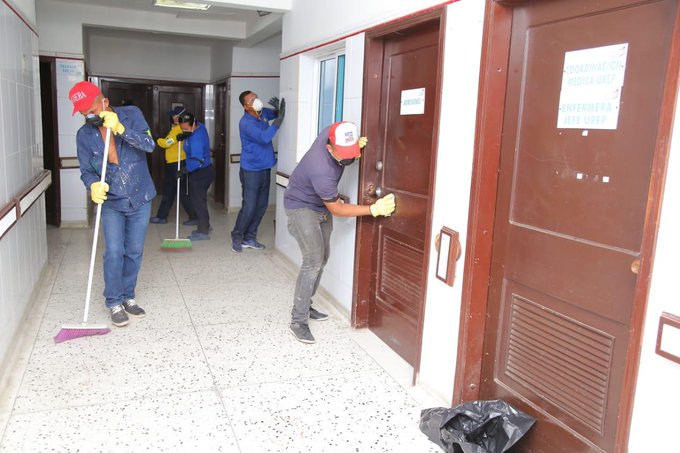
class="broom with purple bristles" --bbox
[54,125,113,343]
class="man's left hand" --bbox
[359,136,367,148]
[273,98,286,127]
[100,111,125,135]
[268,97,280,110]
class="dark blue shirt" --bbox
[284,126,344,212]
[183,122,211,172]
[239,108,278,171]
[76,105,156,212]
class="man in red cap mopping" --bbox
[283,121,396,344]
[70,81,156,327]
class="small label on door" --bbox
[400,88,426,115]
[556,43,628,130]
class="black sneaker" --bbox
[309,307,328,321]
[242,239,265,250]
[111,305,130,327]
[123,299,146,318]
[289,322,315,344]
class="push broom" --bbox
[54,125,113,343]
[161,140,192,250]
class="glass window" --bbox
[317,53,346,134]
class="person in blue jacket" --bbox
[230,91,285,253]
[70,81,155,328]
[177,112,214,241]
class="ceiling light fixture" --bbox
[154,0,211,11]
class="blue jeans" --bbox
[286,208,333,323]
[231,168,271,243]
[101,201,152,308]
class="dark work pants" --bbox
[187,165,215,235]
[155,161,196,221]
[231,168,271,243]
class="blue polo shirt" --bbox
[284,126,344,212]
[239,108,278,171]
[76,105,156,212]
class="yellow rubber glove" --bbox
[90,182,109,204]
[99,111,125,135]
[369,193,395,217]
[359,136,368,148]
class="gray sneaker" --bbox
[111,305,130,327]
[309,306,328,321]
[289,322,315,344]
[123,299,146,318]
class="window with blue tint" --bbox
[317,53,346,134]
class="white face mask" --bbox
[251,98,264,112]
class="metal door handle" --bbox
[374,186,383,198]
[631,259,640,274]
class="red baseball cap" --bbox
[68,81,101,115]
[328,121,361,159]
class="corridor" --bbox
[0,203,441,452]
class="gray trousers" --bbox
[286,207,333,324]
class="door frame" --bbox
[454,1,680,450]
[353,6,446,380]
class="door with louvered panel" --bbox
[354,13,443,367]
[479,0,678,451]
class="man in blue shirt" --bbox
[230,91,285,253]
[284,121,396,343]
[71,81,156,327]
[177,112,214,241]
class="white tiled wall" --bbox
[0,1,48,367]
[55,59,87,224]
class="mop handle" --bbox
[175,140,182,240]
[83,127,111,323]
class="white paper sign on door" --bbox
[400,88,426,115]
[557,43,628,130]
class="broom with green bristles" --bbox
[161,140,192,250]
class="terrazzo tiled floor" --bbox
[0,201,443,452]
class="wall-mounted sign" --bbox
[556,43,628,130]
[400,88,426,115]
[56,60,84,77]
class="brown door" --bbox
[478,1,678,451]
[213,82,227,205]
[154,85,204,193]
[355,11,443,367]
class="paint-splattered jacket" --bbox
[76,105,156,212]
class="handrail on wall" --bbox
[0,169,52,240]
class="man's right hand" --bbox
[176,132,192,141]
[268,97,280,110]
[176,167,188,179]
[369,193,395,217]
[273,98,286,127]
[90,182,109,204]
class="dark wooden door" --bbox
[214,82,227,205]
[39,58,59,226]
[479,1,678,451]
[154,85,204,193]
[356,15,442,367]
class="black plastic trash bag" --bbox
[419,399,536,453]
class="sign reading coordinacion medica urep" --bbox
[557,43,628,130]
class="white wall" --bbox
[0,0,47,371]
[282,0,449,55]
[275,32,365,314]
[232,34,282,75]
[418,0,484,404]
[87,33,212,83]
[211,41,234,82]
[628,94,680,452]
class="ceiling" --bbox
[47,0,287,47]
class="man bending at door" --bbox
[230,91,285,253]
[283,121,396,344]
